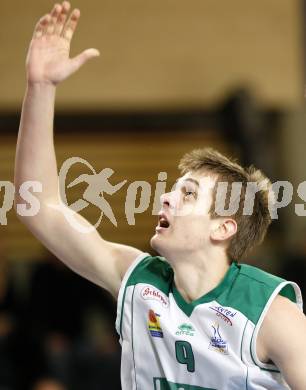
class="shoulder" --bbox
[238,263,285,286]
[238,263,301,307]
[265,293,303,316]
[219,263,301,325]
[125,254,173,292]
[263,295,305,338]
[258,294,306,386]
[237,263,299,300]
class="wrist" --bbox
[26,81,57,98]
[27,80,57,89]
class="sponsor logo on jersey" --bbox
[209,305,237,326]
[208,323,228,355]
[175,323,195,337]
[148,309,163,338]
[141,286,169,307]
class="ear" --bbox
[210,219,237,242]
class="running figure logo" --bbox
[68,167,126,226]
[59,157,126,229]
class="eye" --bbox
[185,191,195,197]
[182,187,197,199]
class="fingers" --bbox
[32,2,74,39]
[54,1,71,35]
[61,8,81,42]
[46,3,61,35]
[33,14,51,39]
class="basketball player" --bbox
[14,2,306,389]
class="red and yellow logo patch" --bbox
[148,309,163,338]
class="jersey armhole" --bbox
[250,281,303,372]
[115,252,151,341]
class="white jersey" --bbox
[116,253,303,390]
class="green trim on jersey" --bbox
[172,261,239,316]
[216,264,297,324]
[153,378,216,390]
[174,262,297,322]
[122,256,297,325]
[126,255,173,295]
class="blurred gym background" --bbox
[0,0,306,389]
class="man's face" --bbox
[150,171,219,259]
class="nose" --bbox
[160,192,170,208]
[160,190,180,209]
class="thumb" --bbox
[69,48,100,74]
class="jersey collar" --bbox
[171,261,240,317]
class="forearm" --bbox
[15,82,59,206]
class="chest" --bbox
[124,284,248,362]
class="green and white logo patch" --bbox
[175,323,195,337]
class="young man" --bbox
[15,2,306,389]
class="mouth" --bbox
[156,213,170,231]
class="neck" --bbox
[168,249,231,303]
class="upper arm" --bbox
[18,200,144,298]
[258,294,306,389]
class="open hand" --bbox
[26,1,100,85]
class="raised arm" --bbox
[14,2,143,297]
